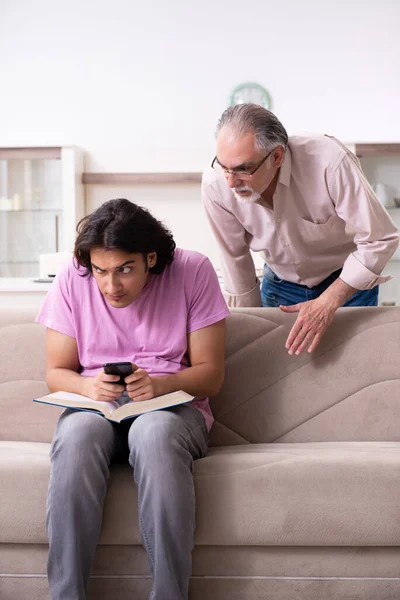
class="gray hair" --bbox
[216,103,288,153]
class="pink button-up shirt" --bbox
[202,134,399,307]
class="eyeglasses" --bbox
[211,149,274,179]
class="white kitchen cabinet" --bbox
[0,147,85,278]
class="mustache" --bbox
[233,186,253,193]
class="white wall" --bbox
[1,0,400,171]
[85,182,219,262]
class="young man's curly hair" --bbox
[74,198,176,276]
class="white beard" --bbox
[232,186,261,204]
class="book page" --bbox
[45,391,120,417]
[113,390,194,421]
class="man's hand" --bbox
[279,277,357,355]
[125,368,163,402]
[82,371,125,402]
[280,298,337,355]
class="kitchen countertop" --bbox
[0,278,53,293]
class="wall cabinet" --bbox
[0,147,84,278]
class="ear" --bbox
[273,145,285,168]
[147,252,157,269]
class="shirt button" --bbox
[284,242,289,246]
[276,217,282,223]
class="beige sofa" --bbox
[1,306,400,600]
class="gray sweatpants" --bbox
[46,403,209,600]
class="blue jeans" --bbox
[261,265,379,307]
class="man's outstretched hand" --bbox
[279,298,337,355]
[279,277,357,355]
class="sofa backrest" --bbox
[208,307,400,446]
[0,308,59,443]
[1,307,399,445]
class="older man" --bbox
[202,103,399,355]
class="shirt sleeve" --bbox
[35,262,77,338]
[202,176,262,307]
[187,256,230,333]
[327,152,399,290]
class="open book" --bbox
[33,390,194,423]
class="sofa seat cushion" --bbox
[1,440,400,546]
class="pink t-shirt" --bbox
[36,248,230,431]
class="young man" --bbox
[36,198,229,600]
[202,103,399,355]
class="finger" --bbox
[126,380,151,397]
[128,386,153,400]
[125,368,146,384]
[307,332,323,353]
[287,325,310,355]
[131,391,152,402]
[279,304,300,313]
[102,379,125,390]
[126,379,145,390]
[99,382,125,396]
[98,395,120,402]
[95,391,120,401]
[102,373,121,383]
[125,373,141,384]
[293,330,316,355]
[285,316,306,350]
[99,382,124,394]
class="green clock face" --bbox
[230,82,271,110]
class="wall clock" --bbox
[229,82,271,110]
